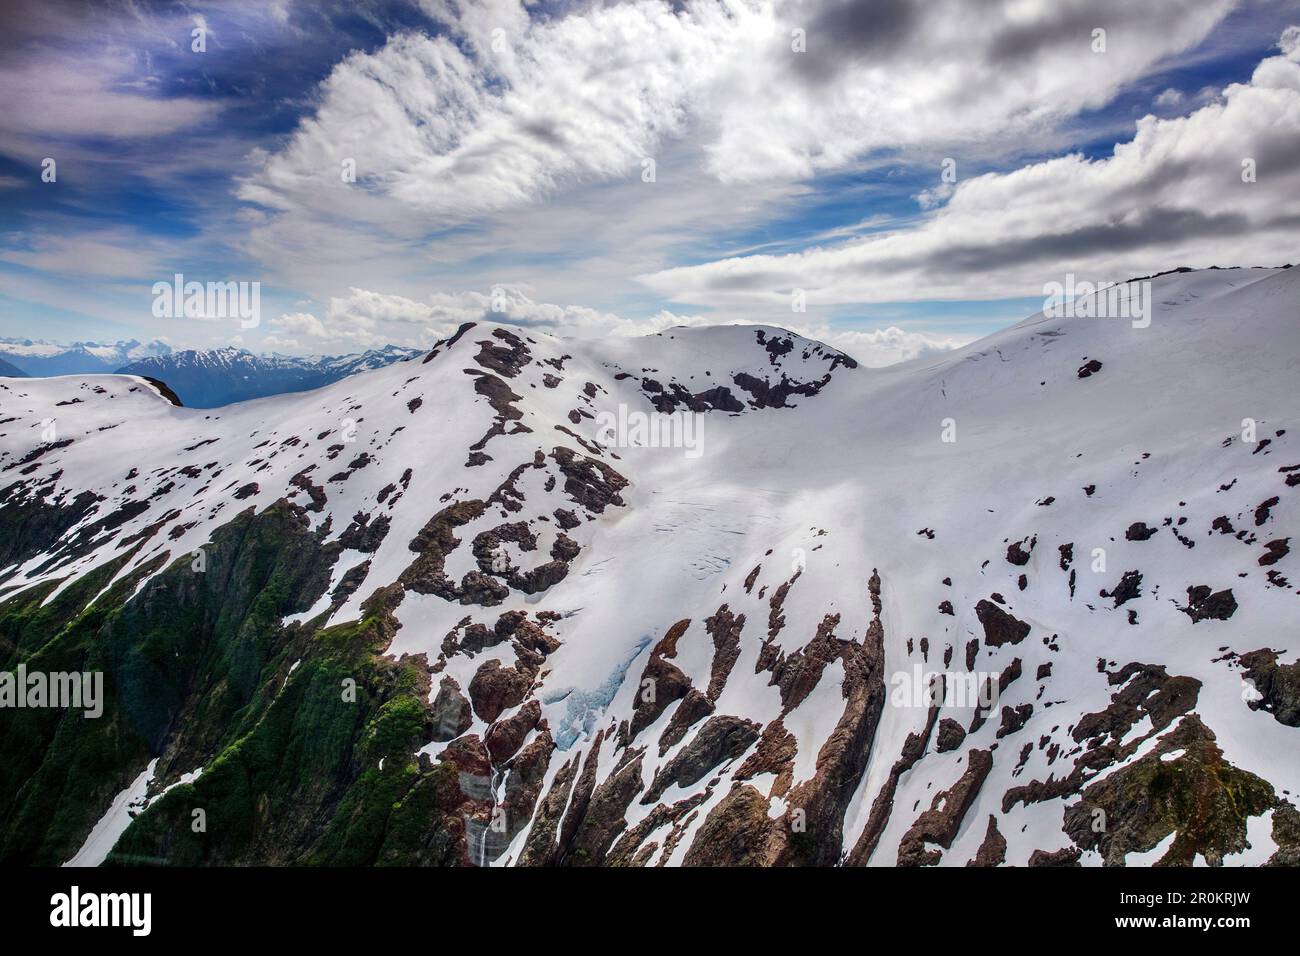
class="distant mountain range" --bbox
[0,338,424,407]
[0,338,172,376]
[116,345,424,406]
[0,356,27,377]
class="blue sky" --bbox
[1,0,1298,365]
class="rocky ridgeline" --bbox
[1,268,1298,866]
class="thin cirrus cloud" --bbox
[0,57,217,144]
[0,1,221,151]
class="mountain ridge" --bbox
[0,357,26,378]
[1,267,1297,868]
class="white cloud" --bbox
[1154,87,1184,108]
[1,229,173,279]
[1282,24,1300,59]
[286,283,967,367]
[0,53,217,143]
[239,0,1237,242]
[320,286,708,341]
[640,29,1300,306]
[254,283,719,353]
[793,324,977,367]
[239,2,736,224]
[11,0,1285,363]
[273,311,330,339]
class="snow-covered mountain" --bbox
[0,338,172,377]
[312,344,428,377]
[1,267,1297,867]
[116,344,424,407]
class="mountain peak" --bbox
[1,267,1297,869]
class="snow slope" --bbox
[1,266,1297,867]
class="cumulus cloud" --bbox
[273,311,330,339]
[640,29,1300,306]
[277,283,970,367]
[269,286,716,351]
[794,324,977,367]
[325,287,628,333]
